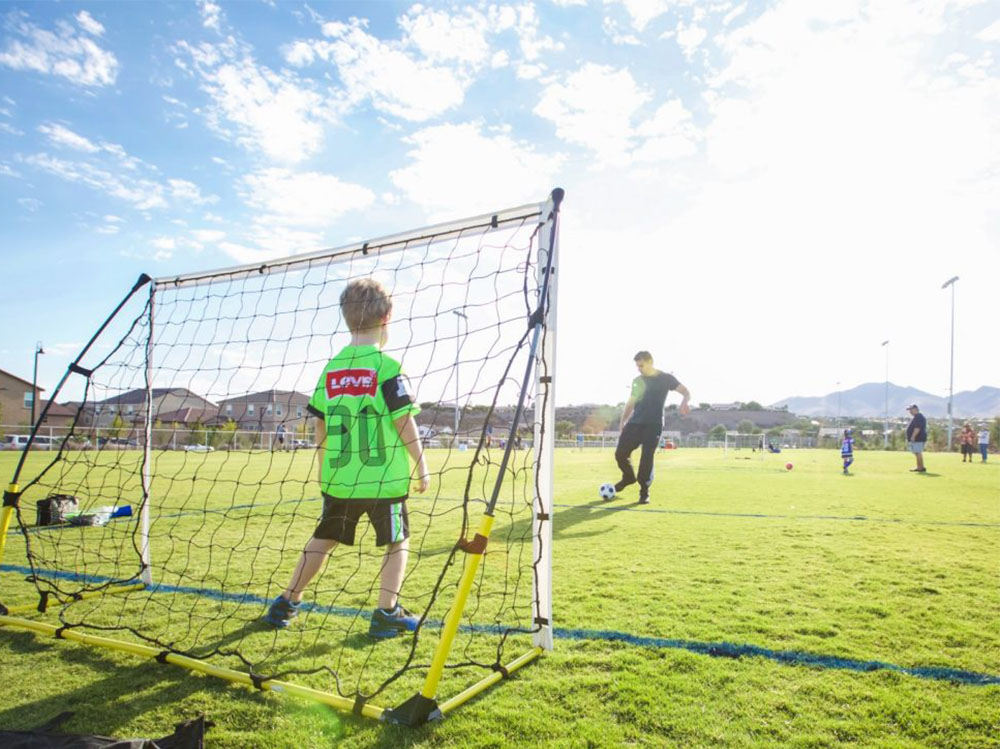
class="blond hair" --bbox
[340,279,392,332]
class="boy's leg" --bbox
[284,536,338,603]
[369,502,419,638]
[614,425,641,490]
[636,427,659,502]
[378,538,409,610]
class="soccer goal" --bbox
[723,432,766,457]
[0,189,563,725]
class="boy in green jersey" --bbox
[264,279,430,638]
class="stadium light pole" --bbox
[881,340,890,449]
[452,309,467,441]
[942,276,958,451]
[32,341,45,427]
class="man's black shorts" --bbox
[314,494,409,547]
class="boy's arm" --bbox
[394,413,430,493]
[619,398,635,430]
[675,383,691,416]
[314,417,325,484]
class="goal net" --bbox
[0,190,562,723]
[723,432,766,457]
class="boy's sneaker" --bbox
[263,595,300,628]
[369,604,420,639]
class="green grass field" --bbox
[1,447,998,747]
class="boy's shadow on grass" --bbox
[0,630,223,736]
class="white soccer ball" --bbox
[599,483,616,500]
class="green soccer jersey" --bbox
[307,345,420,500]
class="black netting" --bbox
[4,203,556,706]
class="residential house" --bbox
[215,390,311,436]
[80,388,217,430]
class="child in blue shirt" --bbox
[841,429,854,474]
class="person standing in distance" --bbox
[905,404,928,473]
[612,351,691,505]
[978,425,990,463]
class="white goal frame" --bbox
[723,432,766,457]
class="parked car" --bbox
[1,434,61,451]
[291,439,315,449]
[183,444,215,453]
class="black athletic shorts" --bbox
[314,494,409,547]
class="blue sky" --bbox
[2,0,998,407]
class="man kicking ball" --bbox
[610,351,691,505]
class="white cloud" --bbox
[284,5,563,122]
[17,197,42,212]
[535,62,702,165]
[218,226,326,264]
[399,6,493,66]
[199,0,223,31]
[168,178,217,205]
[606,0,681,32]
[94,214,125,234]
[603,17,641,45]
[75,11,105,36]
[38,122,100,152]
[0,121,23,135]
[0,11,119,86]
[534,63,650,165]
[176,41,338,163]
[675,22,707,59]
[295,19,467,121]
[389,122,564,219]
[0,163,21,177]
[632,99,700,161]
[976,19,1000,42]
[192,229,226,243]
[239,168,375,227]
[23,153,167,209]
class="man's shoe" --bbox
[369,604,420,639]
[263,595,300,628]
[917,468,927,473]
[638,496,650,505]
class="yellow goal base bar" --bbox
[0,612,543,723]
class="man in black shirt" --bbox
[905,403,928,473]
[612,351,691,504]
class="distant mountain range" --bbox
[771,383,1000,419]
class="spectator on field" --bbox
[978,426,990,463]
[275,423,286,451]
[959,423,975,463]
[905,404,927,473]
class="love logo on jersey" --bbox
[325,368,378,398]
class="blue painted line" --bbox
[3,563,998,686]
[552,627,1000,686]
[554,503,1000,529]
